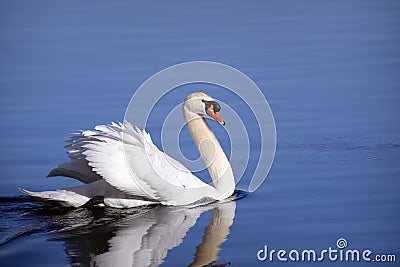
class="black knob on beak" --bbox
[202,100,221,113]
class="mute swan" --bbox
[20,92,235,208]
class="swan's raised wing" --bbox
[81,121,212,204]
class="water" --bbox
[1,1,399,266]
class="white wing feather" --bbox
[82,121,214,205]
[47,130,103,183]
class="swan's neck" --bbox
[184,112,235,200]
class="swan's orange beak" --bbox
[207,105,225,125]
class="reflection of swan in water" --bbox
[188,201,235,267]
[21,92,235,208]
[53,199,237,267]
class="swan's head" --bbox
[183,92,225,125]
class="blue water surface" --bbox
[1,1,399,266]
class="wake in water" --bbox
[0,196,47,246]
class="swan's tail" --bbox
[19,188,89,208]
[19,186,158,208]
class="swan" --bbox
[20,92,236,208]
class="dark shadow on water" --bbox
[0,190,246,266]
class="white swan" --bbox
[20,92,235,208]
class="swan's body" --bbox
[21,92,235,208]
